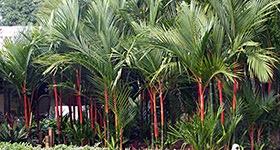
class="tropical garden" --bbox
[0,0,280,149]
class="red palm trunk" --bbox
[151,87,159,141]
[113,94,119,141]
[232,65,238,112]
[22,81,29,128]
[148,88,154,149]
[217,79,224,124]
[59,88,63,138]
[233,78,238,111]
[104,86,110,143]
[159,81,164,147]
[27,97,31,126]
[76,69,83,124]
[268,80,271,94]
[249,125,254,150]
[104,87,109,114]
[90,97,94,129]
[53,77,62,139]
[59,85,63,118]
[94,100,97,134]
[53,77,59,121]
[198,78,204,122]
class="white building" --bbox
[0,26,29,47]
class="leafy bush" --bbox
[0,142,41,150]
[0,121,28,143]
[168,107,242,150]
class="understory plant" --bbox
[0,121,28,143]
[169,106,242,150]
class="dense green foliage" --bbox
[0,0,41,25]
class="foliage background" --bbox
[0,0,41,26]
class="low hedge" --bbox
[0,142,106,150]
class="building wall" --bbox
[0,26,28,47]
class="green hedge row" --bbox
[0,142,106,150]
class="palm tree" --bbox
[31,0,280,148]
[0,33,41,128]
[208,0,280,112]
[239,82,278,150]
[35,0,136,147]
[124,0,179,147]
[130,46,173,148]
[109,84,137,149]
[143,1,235,122]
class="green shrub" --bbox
[0,142,41,150]
[0,122,28,143]
[0,142,106,150]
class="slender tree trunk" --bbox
[120,128,123,150]
[94,99,97,134]
[148,88,154,149]
[103,113,107,146]
[68,97,73,127]
[59,85,63,138]
[232,64,239,112]
[90,97,94,129]
[59,78,63,118]
[75,69,83,124]
[217,79,224,124]
[198,78,204,122]
[159,81,164,148]
[209,81,214,114]
[73,98,76,122]
[27,96,31,127]
[268,80,271,94]
[249,125,255,150]
[53,77,60,133]
[22,81,29,128]
[113,94,118,140]
[233,78,238,111]
[151,87,159,147]
[104,86,110,145]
